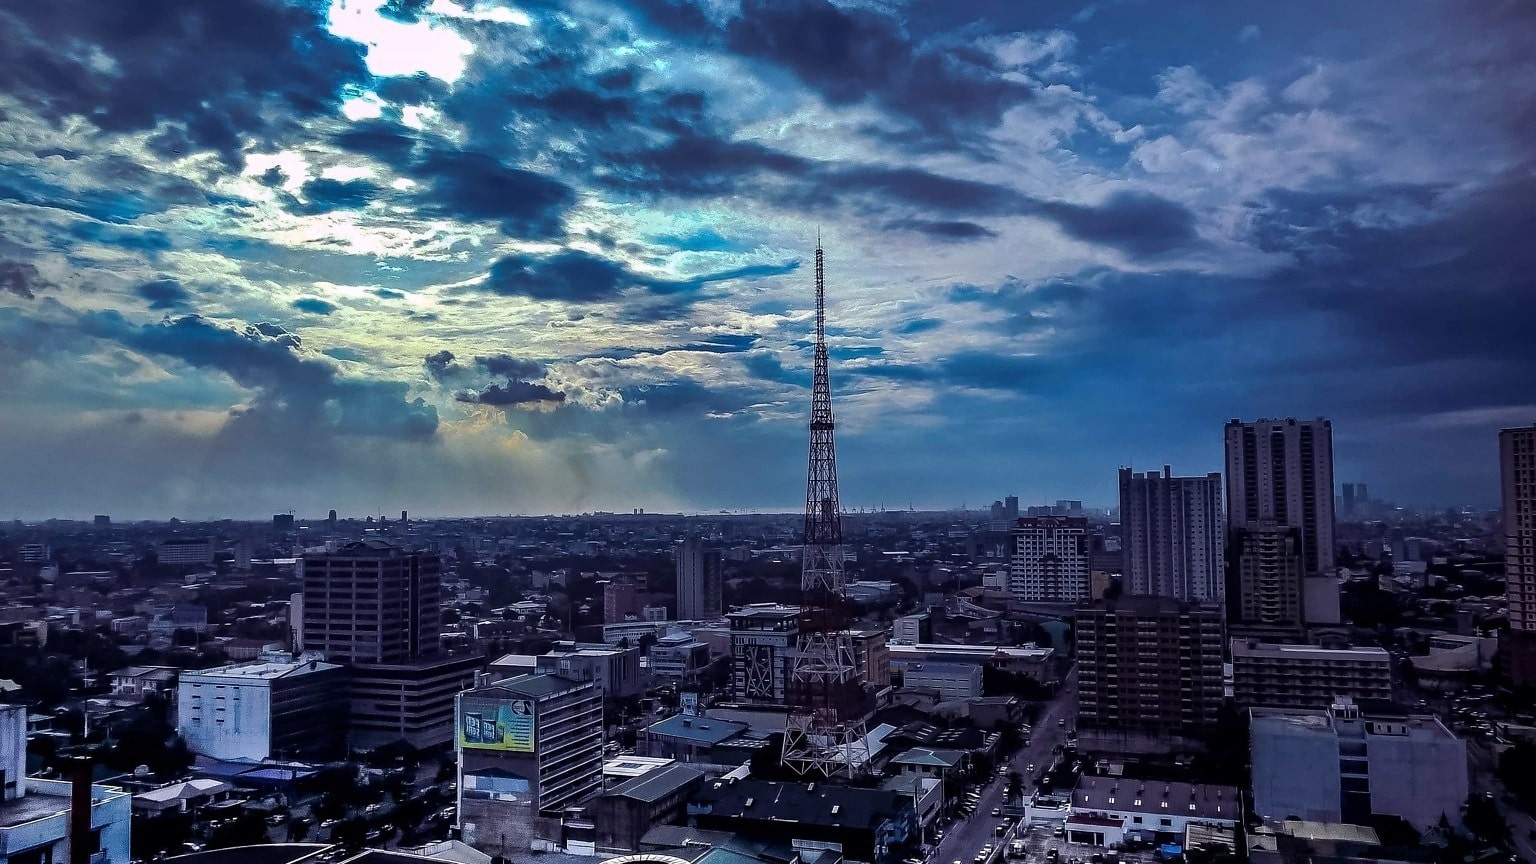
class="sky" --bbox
[1,0,1533,520]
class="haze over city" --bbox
[1,0,1532,519]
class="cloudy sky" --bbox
[1,0,1532,520]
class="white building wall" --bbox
[1249,720,1343,823]
[901,666,982,699]
[1,705,25,801]
[177,676,273,761]
[1366,728,1468,830]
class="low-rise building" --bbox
[898,663,982,699]
[110,666,179,700]
[589,764,704,854]
[1250,698,1468,831]
[647,633,712,684]
[178,657,348,761]
[0,705,132,863]
[349,654,483,751]
[1231,640,1393,709]
[887,643,1056,686]
[689,777,917,864]
[535,642,644,700]
[1066,775,1240,847]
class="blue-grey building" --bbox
[1250,698,1467,831]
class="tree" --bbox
[1498,742,1536,804]
[1463,794,1510,848]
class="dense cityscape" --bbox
[4,2,1535,864]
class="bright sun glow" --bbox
[326,0,475,83]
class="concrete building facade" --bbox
[726,604,799,705]
[675,537,723,622]
[1230,640,1392,710]
[1075,596,1225,751]
[177,658,348,761]
[1229,523,1307,641]
[1,705,132,864]
[458,673,604,856]
[535,642,644,701]
[301,540,441,665]
[1119,466,1225,602]
[1501,424,1536,685]
[1008,516,1090,603]
[1250,698,1468,831]
[1224,418,1336,579]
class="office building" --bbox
[1250,698,1467,831]
[158,537,215,565]
[301,540,477,749]
[301,540,442,664]
[899,663,983,699]
[1225,418,1338,629]
[1119,466,1225,602]
[1502,424,1536,685]
[1229,523,1306,641]
[177,657,348,761]
[1005,495,1020,521]
[1075,596,1225,752]
[676,536,723,621]
[1230,640,1392,709]
[534,641,643,700]
[1008,516,1091,602]
[648,632,712,684]
[457,673,604,856]
[348,654,482,750]
[1,704,132,864]
[887,643,1057,686]
[726,604,799,705]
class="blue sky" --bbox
[0,0,1531,519]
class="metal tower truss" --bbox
[781,242,872,779]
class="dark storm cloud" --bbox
[483,250,797,304]
[374,288,406,300]
[720,0,1029,138]
[0,260,52,299]
[475,354,544,379]
[292,297,338,315]
[456,379,567,407]
[77,312,438,440]
[885,218,997,241]
[294,178,383,214]
[424,350,466,382]
[1038,191,1201,257]
[0,0,369,164]
[414,149,575,238]
[377,0,432,24]
[510,86,638,128]
[334,120,422,169]
[135,279,191,310]
[895,317,944,335]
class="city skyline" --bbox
[1,1,1532,519]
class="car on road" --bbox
[1027,764,1035,772]
[991,807,1002,817]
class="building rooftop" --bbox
[1071,775,1239,823]
[1231,641,1391,662]
[888,643,1054,661]
[604,764,704,803]
[181,658,341,681]
[725,604,799,620]
[1250,705,1459,741]
[693,778,909,831]
[890,747,966,768]
[480,672,590,699]
[605,756,677,779]
[646,713,748,746]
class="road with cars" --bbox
[931,668,1077,864]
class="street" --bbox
[931,668,1078,864]
[1468,739,1536,863]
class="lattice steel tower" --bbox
[781,241,872,779]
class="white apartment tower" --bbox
[1502,424,1536,686]
[1009,516,1090,602]
[1119,466,1225,602]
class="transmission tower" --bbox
[781,241,871,779]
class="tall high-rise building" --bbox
[676,535,723,621]
[1008,516,1090,602]
[1075,595,1225,752]
[1501,424,1536,686]
[1341,483,1357,519]
[302,540,441,663]
[1229,522,1306,641]
[1119,466,1225,602]
[1004,495,1020,521]
[1225,418,1337,629]
[302,540,477,749]
[603,578,644,624]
